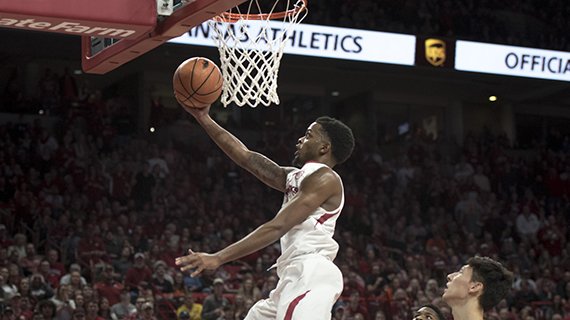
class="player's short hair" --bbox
[315,116,355,164]
[418,304,446,320]
[468,256,513,311]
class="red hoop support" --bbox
[214,0,307,23]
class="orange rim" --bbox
[214,0,307,23]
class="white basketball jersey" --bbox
[275,162,345,267]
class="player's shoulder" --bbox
[306,162,337,174]
[283,162,333,176]
[303,164,341,185]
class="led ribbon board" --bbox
[170,21,417,66]
[456,40,570,82]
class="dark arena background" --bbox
[0,0,569,319]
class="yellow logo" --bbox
[425,39,446,67]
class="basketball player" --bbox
[442,256,513,320]
[413,304,446,320]
[175,105,355,320]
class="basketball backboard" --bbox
[0,0,245,74]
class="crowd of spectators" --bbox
[0,68,569,320]
[307,0,570,51]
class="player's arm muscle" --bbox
[196,115,291,191]
[247,152,295,192]
[216,168,339,264]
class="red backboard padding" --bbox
[0,0,245,74]
[0,0,156,40]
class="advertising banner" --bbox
[456,40,570,82]
[169,21,417,66]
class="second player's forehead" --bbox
[459,264,472,273]
[305,122,319,132]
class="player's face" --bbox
[413,307,441,320]
[442,265,479,305]
[292,122,328,167]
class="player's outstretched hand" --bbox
[175,249,221,277]
[182,104,211,119]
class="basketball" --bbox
[173,57,223,109]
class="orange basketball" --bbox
[173,57,223,109]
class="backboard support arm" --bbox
[82,0,246,74]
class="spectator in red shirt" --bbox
[71,307,87,320]
[342,270,366,297]
[158,241,180,270]
[37,299,57,320]
[124,253,152,298]
[14,294,34,320]
[81,286,96,304]
[99,297,112,320]
[538,215,564,258]
[85,300,105,320]
[38,260,59,289]
[46,249,65,281]
[425,224,447,255]
[19,243,42,276]
[111,163,131,203]
[77,227,106,268]
[544,168,563,198]
[17,277,32,299]
[345,291,369,319]
[94,264,123,306]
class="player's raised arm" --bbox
[184,105,293,192]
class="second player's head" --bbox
[443,256,513,312]
[413,304,446,320]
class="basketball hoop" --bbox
[209,0,308,108]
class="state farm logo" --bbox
[0,17,136,38]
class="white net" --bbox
[209,0,307,108]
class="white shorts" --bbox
[244,254,343,320]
